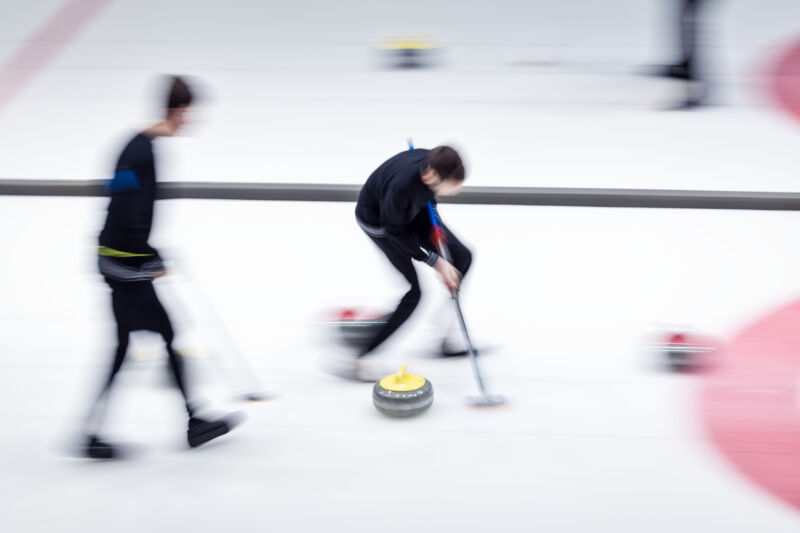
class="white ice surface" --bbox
[2,196,800,532]
[3,1,800,531]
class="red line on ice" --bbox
[0,0,113,112]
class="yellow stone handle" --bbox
[379,364,425,392]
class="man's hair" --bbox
[427,146,465,181]
[166,75,193,110]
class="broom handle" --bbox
[427,201,487,395]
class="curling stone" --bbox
[659,331,716,372]
[373,365,433,417]
[379,35,439,69]
[336,308,388,350]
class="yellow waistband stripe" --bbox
[98,246,154,258]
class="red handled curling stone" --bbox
[334,308,389,350]
[659,331,716,372]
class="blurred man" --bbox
[334,146,473,381]
[657,0,712,108]
[83,76,240,459]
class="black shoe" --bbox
[663,63,692,80]
[187,413,243,448]
[436,338,496,358]
[84,435,119,460]
[438,340,477,358]
[644,63,692,81]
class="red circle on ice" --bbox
[700,299,800,510]
[768,37,800,124]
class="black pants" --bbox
[86,278,194,433]
[361,212,472,356]
[677,0,708,80]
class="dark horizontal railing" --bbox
[3,179,800,210]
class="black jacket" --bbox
[98,132,164,281]
[355,149,438,266]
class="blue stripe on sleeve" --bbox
[107,169,140,192]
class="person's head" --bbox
[420,146,465,196]
[163,75,194,135]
